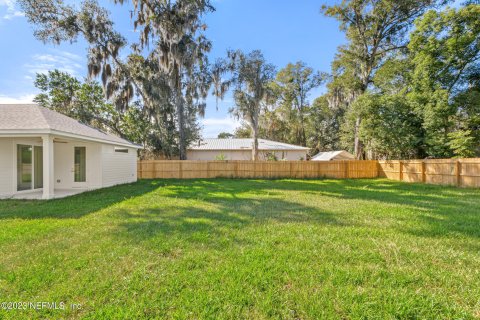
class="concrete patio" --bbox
[4,189,89,200]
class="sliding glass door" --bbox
[17,144,43,191]
[17,145,32,191]
[74,147,86,183]
[34,146,43,189]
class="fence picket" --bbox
[137,159,480,188]
[137,160,377,180]
[378,158,480,188]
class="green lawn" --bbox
[0,179,479,319]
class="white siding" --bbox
[101,145,137,187]
[264,150,307,161]
[0,136,138,198]
[0,138,14,196]
[54,140,102,190]
[187,150,308,161]
[187,150,252,161]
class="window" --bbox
[17,145,32,191]
[74,147,86,182]
[16,145,43,191]
[34,146,43,189]
[114,147,129,153]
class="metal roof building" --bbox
[187,139,309,161]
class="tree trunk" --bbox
[354,79,369,160]
[176,91,187,160]
[252,125,259,161]
[298,110,307,147]
[354,116,364,160]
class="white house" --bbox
[187,138,309,161]
[0,104,141,200]
[311,150,355,161]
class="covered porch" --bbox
[10,134,99,200]
[1,104,139,200]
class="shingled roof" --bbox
[0,104,139,147]
[189,138,309,151]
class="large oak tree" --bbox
[19,0,213,159]
[322,0,448,158]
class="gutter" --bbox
[0,129,142,149]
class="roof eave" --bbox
[187,148,310,151]
[50,130,142,148]
[0,129,142,149]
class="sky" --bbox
[0,0,345,137]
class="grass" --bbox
[0,179,479,319]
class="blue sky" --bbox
[0,1,347,137]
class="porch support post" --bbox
[42,135,54,199]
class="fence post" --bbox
[399,161,404,182]
[456,160,461,187]
[136,159,476,187]
[421,160,426,183]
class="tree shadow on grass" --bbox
[125,178,480,240]
[188,178,480,239]
[310,179,480,239]
[1,177,478,240]
[113,192,343,247]
[112,181,343,247]
[0,180,164,220]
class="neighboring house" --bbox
[311,150,355,161]
[0,104,141,199]
[187,138,309,161]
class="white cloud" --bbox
[0,0,14,11]
[0,0,23,20]
[57,51,83,61]
[24,50,84,77]
[3,10,23,20]
[200,117,241,138]
[0,94,36,104]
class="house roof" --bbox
[189,138,309,151]
[0,104,140,148]
[311,150,355,161]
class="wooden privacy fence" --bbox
[137,160,378,179]
[378,158,480,188]
[137,158,480,187]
